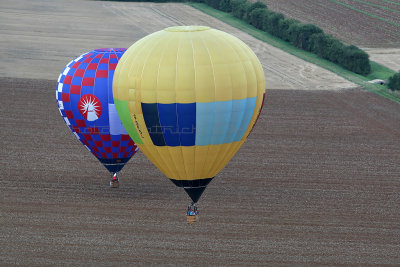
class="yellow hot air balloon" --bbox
[113,26,265,218]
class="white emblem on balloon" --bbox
[78,94,102,121]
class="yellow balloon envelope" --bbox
[113,26,265,204]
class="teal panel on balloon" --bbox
[195,97,256,146]
[195,102,215,146]
[211,100,232,145]
[234,97,257,141]
[224,98,248,144]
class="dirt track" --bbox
[1,77,400,265]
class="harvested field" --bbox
[364,48,400,71]
[1,77,400,265]
[0,0,356,90]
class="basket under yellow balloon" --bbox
[113,26,265,203]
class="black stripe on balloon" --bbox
[170,178,214,203]
[98,157,131,164]
[141,103,166,146]
[169,178,213,188]
[98,157,132,173]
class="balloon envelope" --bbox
[57,48,138,173]
[113,26,265,202]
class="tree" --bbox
[205,0,220,8]
[277,18,299,41]
[247,1,267,14]
[248,8,268,29]
[341,45,371,75]
[388,72,400,91]
[232,0,251,20]
[296,24,323,51]
[287,22,301,46]
[309,33,337,59]
[219,0,232,12]
[326,38,346,64]
[264,12,284,36]
[230,0,246,12]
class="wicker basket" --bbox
[186,215,198,224]
[109,180,119,188]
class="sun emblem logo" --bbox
[78,94,102,121]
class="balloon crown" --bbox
[164,25,210,32]
[94,48,126,53]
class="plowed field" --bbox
[259,0,400,70]
[261,0,400,48]
[1,78,399,265]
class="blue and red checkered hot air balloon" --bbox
[56,48,138,187]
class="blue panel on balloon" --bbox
[144,103,196,147]
[62,84,70,94]
[111,135,120,141]
[98,64,108,70]
[107,71,114,90]
[85,69,96,78]
[92,134,101,141]
[67,68,76,76]
[71,77,82,86]
[110,58,119,64]
[78,63,88,69]
[158,103,180,146]
[103,141,111,147]
[94,78,107,92]
[177,103,196,146]
[141,103,166,146]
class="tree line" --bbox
[194,0,371,75]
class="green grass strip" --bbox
[351,0,400,14]
[187,2,400,104]
[326,0,400,27]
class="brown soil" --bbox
[1,77,399,265]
